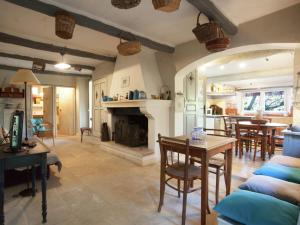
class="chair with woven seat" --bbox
[236,121,265,161]
[190,128,228,204]
[157,134,209,225]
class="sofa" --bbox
[283,126,300,158]
[214,128,300,225]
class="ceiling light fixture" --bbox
[239,63,246,69]
[55,53,71,70]
[198,65,206,73]
[220,65,225,70]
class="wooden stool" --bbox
[80,127,92,142]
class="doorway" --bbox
[32,85,54,124]
[183,71,206,135]
[56,87,76,136]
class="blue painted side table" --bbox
[0,140,49,224]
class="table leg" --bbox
[261,127,268,161]
[201,152,208,225]
[41,154,47,223]
[0,162,4,225]
[225,147,233,196]
[31,166,36,197]
[271,129,276,156]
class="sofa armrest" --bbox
[283,130,300,158]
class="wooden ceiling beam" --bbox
[5,0,175,53]
[0,52,95,71]
[187,0,238,35]
[0,32,116,62]
[0,64,92,78]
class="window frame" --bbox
[242,91,261,113]
[242,88,290,115]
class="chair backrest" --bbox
[158,134,190,178]
[222,116,233,136]
[204,128,229,137]
[236,120,261,139]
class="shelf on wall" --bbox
[206,92,236,97]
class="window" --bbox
[242,89,290,114]
[264,91,285,112]
[243,92,260,112]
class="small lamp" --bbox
[10,69,40,142]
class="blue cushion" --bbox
[214,190,300,225]
[291,125,300,132]
[254,163,300,184]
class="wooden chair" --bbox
[236,121,264,161]
[222,116,234,137]
[190,128,228,204]
[157,134,209,225]
[80,127,92,142]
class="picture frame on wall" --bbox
[121,76,130,88]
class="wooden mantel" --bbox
[102,99,172,108]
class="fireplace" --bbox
[103,100,171,166]
[113,108,148,147]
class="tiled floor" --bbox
[4,136,265,225]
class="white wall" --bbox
[76,77,90,133]
[293,49,300,125]
[109,48,163,98]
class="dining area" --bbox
[156,115,290,225]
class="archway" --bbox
[174,43,300,135]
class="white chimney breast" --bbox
[110,48,163,98]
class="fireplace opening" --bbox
[112,108,148,147]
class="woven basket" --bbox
[192,13,219,43]
[111,0,141,9]
[117,37,141,56]
[55,11,75,39]
[205,29,230,53]
[152,0,181,12]
[251,119,268,124]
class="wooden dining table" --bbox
[174,135,236,225]
[237,121,288,160]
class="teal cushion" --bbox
[254,163,300,184]
[214,190,300,225]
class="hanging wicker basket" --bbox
[55,11,75,39]
[192,12,219,43]
[111,0,141,9]
[205,29,230,53]
[152,0,181,12]
[117,35,141,56]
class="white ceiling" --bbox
[220,76,293,89]
[201,51,294,77]
[0,0,299,74]
[211,0,300,25]
[44,0,300,45]
[204,50,294,89]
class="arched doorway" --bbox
[174,43,300,135]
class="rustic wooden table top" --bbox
[174,135,236,151]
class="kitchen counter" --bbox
[206,115,253,118]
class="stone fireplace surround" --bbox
[102,99,172,166]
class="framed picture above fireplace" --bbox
[121,76,130,88]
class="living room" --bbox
[0,1,300,225]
